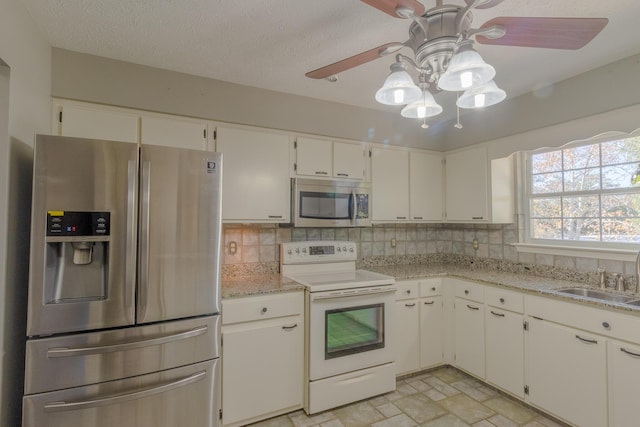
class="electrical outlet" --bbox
[229,241,237,255]
[472,238,479,250]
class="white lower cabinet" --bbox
[453,280,485,379]
[395,279,444,376]
[485,288,524,398]
[608,340,640,426]
[526,316,607,427]
[221,292,303,427]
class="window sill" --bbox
[512,243,638,262]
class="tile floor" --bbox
[246,366,569,427]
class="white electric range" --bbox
[280,241,397,414]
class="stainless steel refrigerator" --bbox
[22,135,222,427]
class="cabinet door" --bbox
[58,104,139,143]
[485,308,524,398]
[445,146,488,221]
[454,298,485,378]
[409,151,443,221]
[608,340,640,427]
[334,142,366,180]
[395,300,420,375]
[295,136,332,177]
[420,296,443,369]
[527,318,607,427]
[141,116,208,151]
[222,315,303,426]
[216,127,290,222]
[371,147,409,221]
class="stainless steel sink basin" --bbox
[556,288,636,304]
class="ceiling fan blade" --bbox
[360,0,425,18]
[464,0,505,9]
[305,42,404,79]
[477,17,608,50]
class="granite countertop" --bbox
[221,274,305,299]
[222,263,640,315]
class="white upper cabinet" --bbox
[444,145,513,223]
[216,126,291,223]
[295,136,366,180]
[140,115,210,151]
[54,101,139,143]
[409,151,443,221]
[371,147,409,222]
[333,141,367,180]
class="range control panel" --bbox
[281,241,357,264]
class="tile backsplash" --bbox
[221,221,637,285]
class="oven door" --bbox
[308,286,395,381]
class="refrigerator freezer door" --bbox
[23,358,220,427]
[24,315,220,395]
[27,135,139,336]
[137,145,222,324]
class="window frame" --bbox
[523,132,640,251]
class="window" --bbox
[526,135,640,247]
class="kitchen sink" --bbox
[555,287,637,304]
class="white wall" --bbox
[0,0,51,424]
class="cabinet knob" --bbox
[261,307,268,314]
[464,290,469,295]
[500,298,505,303]
[431,287,436,292]
[602,321,610,329]
[405,290,411,294]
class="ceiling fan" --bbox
[306,0,608,126]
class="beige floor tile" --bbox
[371,413,418,427]
[530,415,568,427]
[449,380,492,402]
[367,395,389,407]
[437,394,495,424]
[320,419,345,427]
[397,383,420,396]
[247,414,295,427]
[483,397,537,425]
[424,388,448,401]
[424,377,461,397]
[432,367,468,384]
[394,393,448,424]
[408,379,433,392]
[485,413,518,427]
[376,402,402,418]
[289,410,324,427]
[471,421,495,427]
[332,401,385,427]
[421,414,471,427]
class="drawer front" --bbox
[485,287,524,313]
[222,291,303,325]
[453,279,485,303]
[396,280,419,301]
[419,278,443,297]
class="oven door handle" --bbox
[313,288,396,301]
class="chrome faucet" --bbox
[597,268,606,289]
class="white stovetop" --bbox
[284,269,395,293]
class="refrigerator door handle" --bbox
[138,160,152,321]
[43,370,207,412]
[46,325,208,358]
[125,160,138,323]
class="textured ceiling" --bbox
[20,0,640,126]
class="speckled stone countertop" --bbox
[366,263,640,315]
[221,274,305,299]
[222,263,640,315]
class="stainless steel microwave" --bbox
[292,178,371,227]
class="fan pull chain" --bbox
[455,92,463,129]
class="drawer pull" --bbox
[405,303,416,308]
[431,287,436,292]
[267,215,283,219]
[261,307,268,314]
[464,290,469,295]
[282,324,298,331]
[499,298,505,303]
[424,301,435,305]
[490,311,505,317]
[405,290,411,294]
[315,171,329,175]
[466,304,479,311]
[621,348,640,358]
[575,335,598,345]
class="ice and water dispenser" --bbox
[44,210,111,303]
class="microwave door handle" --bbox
[350,190,356,224]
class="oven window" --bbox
[325,303,384,359]
[300,191,351,220]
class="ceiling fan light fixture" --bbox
[437,41,496,92]
[457,80,506,109]
[375,62,422,105]
[400,90,443,119]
